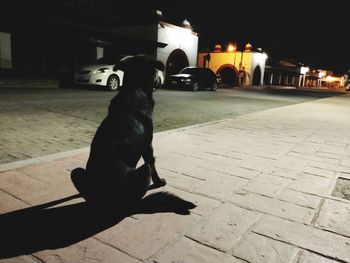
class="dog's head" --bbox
[114,55,164,93]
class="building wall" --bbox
[198,51,266,85]
[0,32,12,69]
[111,22,198,75]
[251,52,267,85]
[156,22,198,71]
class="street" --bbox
[0,86,345,164]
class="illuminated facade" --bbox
[305,69,347,89]
[198,44,267,86]
[264,59,306,87]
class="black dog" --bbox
[71,55,166,206]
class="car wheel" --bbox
[192,82,199,91]
[106,75,120,91]
[211,82,218,91]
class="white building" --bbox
[108,21,199,76]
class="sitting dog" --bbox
[71,55,166,206]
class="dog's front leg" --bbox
[143,144,166,188]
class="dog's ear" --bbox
[113,56,133,71]
[154,60,165,72]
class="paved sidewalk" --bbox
[0,94,350,263]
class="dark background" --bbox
[1,0,349,74]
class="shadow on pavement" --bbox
[0,191,196,259]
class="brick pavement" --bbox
[0,94,350,262]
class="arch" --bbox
[252,65,262,85]
[216,64,238,85]
[165,49,189,76]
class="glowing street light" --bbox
[227,44,236,52]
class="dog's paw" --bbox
[155,178,167,187]
[148,178,167,190]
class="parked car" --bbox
[74,56,126,91]
[165,67,220,91]
[345,82,350,91]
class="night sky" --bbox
[147,0,349,74]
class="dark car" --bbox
[165,67,220,91]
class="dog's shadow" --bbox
[0,191,196,259]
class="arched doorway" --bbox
[252,66,262,85]
[165,49,189,76]
[217,64,238,85]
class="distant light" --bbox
[255,52,268,64]
[245,43,252,51]
[326,75,336,82]
[156,10,163,17]
[227,44,236,52]
[301,66,309,74]
[214,44,222,52]
[182,19,192,29]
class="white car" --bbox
[74,56,125,91]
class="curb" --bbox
[0,147,89,172]
[0,79,60,89]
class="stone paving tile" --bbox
[319,145,348,156]
[277,189,321,209]
[314,199,350,237]
[287,174,333,197]
[341,157,350,167]
[292,143,321,155]
[237,156,275,172]
[0,189,28,214]
[218,166,259,180]
[0,255,41,263]
[151,237,245,263]
[188,151,242,166]
[316,151,343,161]
[26,184,80,206]
[288,151,340,165]
[263,167,301,180]
[232,232,298,263]
[157,168,205,192]
[35,237,141,263]
[156,159,221,181]
[253,215,350,262]
[17,162,71,184]
[301,165,336,178]
[271,155,309,171]
[186,203,260,252]
[309,161,350,174]
[201,162,258,180]
[0,170,49,203]
[96,212,201,260]
[242,173,292,198]
[230,191,315,224]
[94,217,138,243]
[156,153,238,179]
[296,250,340,263]
[193,174,249,201]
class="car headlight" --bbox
[96,68,109,73]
